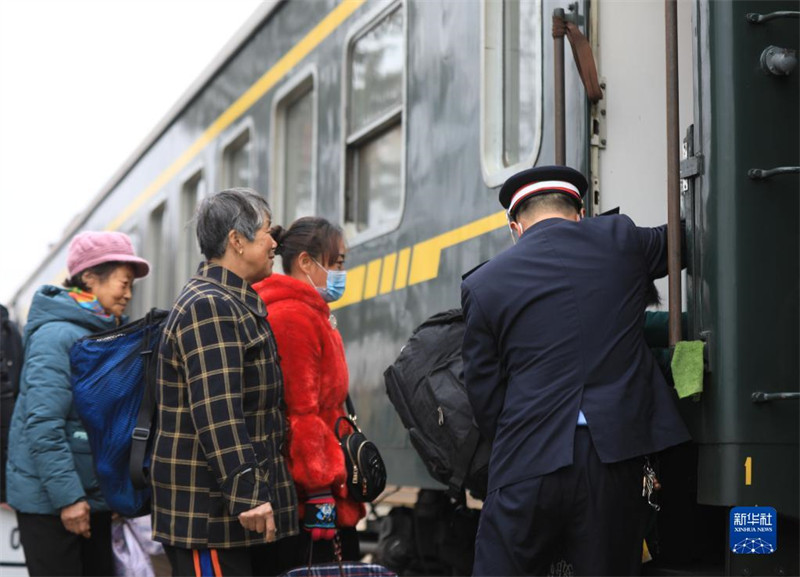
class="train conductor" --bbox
[461,165,690,576]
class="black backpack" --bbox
[1,304,24,503]
[384,309,490,501]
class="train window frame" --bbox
[177,166,206,285]
[123,226,146,319]
[340,0,407,247]
[480,0,544,188]
[220,118,256,190]
[270,66,318,227]
[145,200,173,310]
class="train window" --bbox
[126,228,145,319]
[347,123,402,233]
[344,3,405,242]
[145,202,172,309]
[481,0,543,187]
[179,170,206,284]
[272,73,316,225]
[348,7,403,135]
[223,128,252,188]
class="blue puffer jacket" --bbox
[6,285,122,514]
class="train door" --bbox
[585,2,709,572]
[593,1,799,575]
[592,0,694,273]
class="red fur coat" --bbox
[254,274,365,528]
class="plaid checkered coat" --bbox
[151,263,299,548]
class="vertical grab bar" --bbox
[553,8,567,166]
[665,0,682,346]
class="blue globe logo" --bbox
[732,537,775,554]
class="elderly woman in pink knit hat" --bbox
[6,231,149,577]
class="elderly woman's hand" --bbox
[238,502,277,541]
[61,500,91,539]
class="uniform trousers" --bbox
[163,541,297,577]
[16,510,113,577]
[473,427,646,576]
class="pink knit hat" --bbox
[67,231,150,279]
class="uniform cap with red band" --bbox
[499,165,589,217]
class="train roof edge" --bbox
[9,0,283,307]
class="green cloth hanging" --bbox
[671,340,705,399]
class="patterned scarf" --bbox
[67,288,111,319]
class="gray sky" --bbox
[0,0,264,305]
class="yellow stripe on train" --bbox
[330,211,507,311]
[105,0,366,233]
[49,0,367,287]
[54,0,506,306]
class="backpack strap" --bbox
[130,308,164,490]
[447,425,481,504]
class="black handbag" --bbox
[334,396,387,502]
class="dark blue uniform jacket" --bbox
[461,214,690,494]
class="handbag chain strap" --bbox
[334,532,344,575]
[305,531,344,576]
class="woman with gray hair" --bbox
[150,188,298,576]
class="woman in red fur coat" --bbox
[253,217,365,563]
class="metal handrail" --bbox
[747,166,800,179]
[665,0,682,346]
[751,392,800,403]
[553,8,567,165]
[746,11,800,24]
